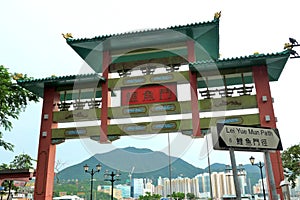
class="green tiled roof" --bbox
[66,19,220,73]
[67,19,219,44]
[189,50,290,87]
[17,73,106,98]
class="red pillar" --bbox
[187,40,201,137]
[100,51,110,143]
[252,65,284,200]
[34,87,59,200]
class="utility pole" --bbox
[104,170,121,200]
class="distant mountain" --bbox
[57,147,204,185]
[57,147,263,186]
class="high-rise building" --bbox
[163,178,171,197]
[196,173,211,198]
[225,170,236,196]
[115,184,130,198]
[196,174,204,193]
[253,178,267,196]
[145,181,155,195]
[157,176,163,186]
[190,177,200,197]
[154,185,164,197]
[133,178,144,198]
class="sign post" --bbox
[229,148,242,200]
[213,124,283,199]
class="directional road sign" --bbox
[214,123,283,151]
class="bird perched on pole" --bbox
[214,11,221,20]
[289,37,298,45]
[290,49,299,57]
[62,33,73,39]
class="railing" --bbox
[54,99,102,111]
[199,86,254,99]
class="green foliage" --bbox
[0,65,39,151]
[0,153,35,170]
[0,154,35,200]
[10,154,35,169]
[139,191,162,200]
[53,181,114,200]
[167,192,185,200]
[186,192,196,199]
[281,143,300,188]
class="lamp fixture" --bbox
[140,66,156,75]
[166,64,180,72]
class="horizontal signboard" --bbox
[121,83,177,105]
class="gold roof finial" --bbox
[12,73,24,80]
[284,43,292,50]
[62,33,73,39]
[214,11,221,20]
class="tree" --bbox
[0,154,35,200]
[0,65,38,151]
[186,192,196,200]
[139,192,162,200]
[10,153,35,169]
[281,143,300,188]
[54,160,67,183]
[168,192,185,200]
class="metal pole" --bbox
[206,134,213,199]
[168,132,172,199]
[105,171,120,200]
[258,162,266,200]
[90,169,94,200]
[111,175,114,200]
[229,148,241,199]
[265,151,278,200]
[84,165,101,200]
[248,178,252,195]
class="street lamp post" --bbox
[83,164,102,200]
[104,170,121,200]
[249,156,266,200]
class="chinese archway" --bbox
[17,16,290,200]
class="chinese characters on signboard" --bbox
[121,83,177,105]
[215,124,282,151]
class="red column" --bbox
[100,51,110,143]
[187,40,201,137]
[34,87,59,200]
[252,65,284,200]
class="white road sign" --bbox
[216,124,282,151]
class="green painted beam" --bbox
[53,95,257,122]
[51,113,260,141]
[199,95,257,112]
[108,71,190,89]
[53,108,101,123]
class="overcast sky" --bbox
[1,0,300,172]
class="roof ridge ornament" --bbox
[214,11,221,20]
[62,33,73,40]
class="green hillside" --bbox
[56,147,263,187]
